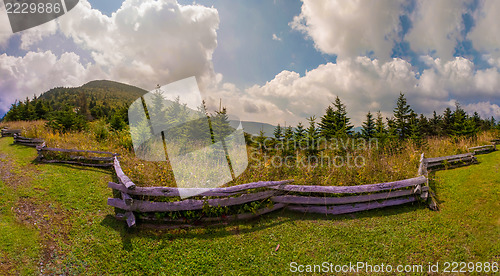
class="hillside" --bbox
[0,134,498,274]
[38,80,149,110]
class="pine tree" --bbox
[255,128,267,153]
[294,122,306,149]
[294,122,306,140]
[374,111,386,138]
[429,111,442,136]
[361,111,376,139]
[393,93,413,139]
[305,116,320,156]
[274,124,283,140]
[408,111,423,147]
[442,107,453,136]
[418,114,430,137]
[332,96,354,136]
[283,125,294,157]
[452,102,467,137]
[319,105,336,139]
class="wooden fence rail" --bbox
[13,134,45,147]
[36,145,117,168]
[1,129,21,137]
[1,128,498,228]
[469,145,496,154]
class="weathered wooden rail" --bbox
[13,134,45,147]
[1,128,21,137]
[1,128,498,228]
[425,152,477,169]
[36,147,117,167]
[108,155,433,227]
[469,145,496,154]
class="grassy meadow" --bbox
[0,120,498,188]
[0,131,498,274]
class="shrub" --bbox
[46,111,87,133]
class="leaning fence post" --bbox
[419,152,439,211]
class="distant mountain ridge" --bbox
[38,80,149,108]
[16,80,279,134]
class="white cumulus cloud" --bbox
[290,0,405,60]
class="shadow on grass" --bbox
[31,161,115,175]
[99,200,428,250]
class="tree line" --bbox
[263,93,497,153]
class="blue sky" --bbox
[1,0,500,125]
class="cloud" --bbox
[463,102,500,120]
[57,0,220,90]
[272,33,281,41]
[0,1,13,47]
[290,0,405,60]
[0,51,104,112]
[405,0,471,60]
[290,0,479,61]
[468,0,500,58]
[232,56,500,126]
[0,0,220,114]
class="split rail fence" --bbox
[1,129,498,227]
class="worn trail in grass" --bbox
[0,137,498,274]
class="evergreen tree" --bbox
[319,105,336,139]
[294,122,306,140]
[361,111,376,139]
[442,107,453,136]
[274,124,283,140]
[386,117,398,140]
[34,100,49,119]
[294,122,306,150]
[429,111,442,136]
[417,114,430,137]
[332,96,354,136]
[452,102,467,137]
[393,92,413,139]
[305,116,320,156]
[282,125,294,157]
[408,111,423,147]
[374,111,387,140]
[255,128,267,153]
[319,96,353,138]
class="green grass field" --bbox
[0,136,498,275]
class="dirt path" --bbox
[0,152,71,274]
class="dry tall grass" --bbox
[1,120,498,187]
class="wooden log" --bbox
[469,145,495,154]
[271,176,426,194]
[121,192,133,206]
[413,184,421,194]
[271,186,428,205]
[424,153,474,164]
[1,129,21,137]
[113,157,136,190]
[286,197,418,215]
[426,157,476,169]
[428,192,439,211]
[125,211,136,227]
[108,182,245,197]
[14,137,43,142]
[36,142,46,150]
[14,142,43,147]
[417,152,426,176]
[108,180,293,197]
[39,159,114,168]
[69,155,115,162]
[39,147,116,156]
[107,190,277,212]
